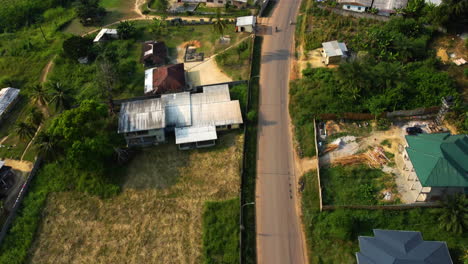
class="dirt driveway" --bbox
[185,59,232,87]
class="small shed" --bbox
[141,41,167,67]
[0,87,20,123]
[236,16,256,33]
[321,40,348,65]
[93,28,118,43]
[144,63,187,95]
[356,229,453,264]
[338,0,372,11]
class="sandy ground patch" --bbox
[3,158,33,172]
[185,59,232,87]
[28,132,243,264]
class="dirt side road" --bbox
[255,0,307,263]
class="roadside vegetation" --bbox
[300,171,468,264]
[216,38,253,81]
[290,2,466,157]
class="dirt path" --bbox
[3,158,33,172]
[40,55,57,83]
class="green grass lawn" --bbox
[300,171,468,264]
[215,38,252,81]
[321,165,398,206]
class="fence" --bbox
[312,119,323,211]
[0,157,42,245]
[239,35,258,264]
[322,203,441,211]
[318,5,391,22]
[318,106,441,121]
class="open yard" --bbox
[28,132,243,264]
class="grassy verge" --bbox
[241,35,262,264]
[301,172,467,264]
[202,198,240,264]
[215,38,253,81]
[321,165,398,206]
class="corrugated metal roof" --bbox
[322,41,348,57]
[236,16,256,26]
[405,133,468,187]
[191,100,243,127]
[0,87,20,118]
[192,84,231,105]
[175,125,217,144]
[338,0,372,6]
[356,229,453,264]
[372,0,408,11]
[144,68,154,94]
[161,92,192,127]
[118,98,165,133]
[93,28,118,42]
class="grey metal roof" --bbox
[0,87,20,119]
[372,0,408,11]
[118,98,165,133]
[338,0,372,7]
[118,84,243,135]
[236,16,256,27]
[161,92,192,127]
[175,125,217,144]
[322,40,348,57]
[356,229,453,264]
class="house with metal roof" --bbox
[321,40,348,65]
[144,63,187,95]
[0,87,20,124]
[141,41,167,67]
[403,133,468,202]
[118,84,243,148]
[93,28,118,43]
[338,0,408,14]
[356,229,453,264]
[236,16,256,33]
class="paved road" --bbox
[256,0,306,263]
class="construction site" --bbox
[316,108,458,205]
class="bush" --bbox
[202,198,239,264]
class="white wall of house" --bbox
[125,129,165,146]
[342,4,367,12]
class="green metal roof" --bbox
[405,133,468,187]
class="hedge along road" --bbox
[255,0,307,263]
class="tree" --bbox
[34,131,58,159]
[96,57,118,115]
[15,121,36,141]
[153,0,168,12]
[149,18,166,37]
[437,194,468,234]
[30,84,48,107]
[76,0,106,26]
[48,82,72,111]
[117,21,136,40]
[212,9,227,37]
[62,36,93,60]
[28,107,44,128]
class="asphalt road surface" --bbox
[255,0,306,263]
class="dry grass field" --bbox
[28,132,243,264]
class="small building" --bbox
[118,84,243,148]
[180,0,229,7]
[232,0,248,8]
[338,0,372,12]
[356,229,453,264]
[236,16,256,33]
[0,160,15,198]
[403,133,468,202]
[141,41,167,67]
[338,0,408,14]
[93,28,118,43]
[144,63,187,95]
[0,87,20,124]
[321,40,348,65]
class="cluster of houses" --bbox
[337,0,409,15]
[94,31,245,149]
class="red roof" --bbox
[141,41,167,66]
[147,63,186,95]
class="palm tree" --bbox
[34,131,58,159]
[437,194,468,234]
[48,82,71,111]
[212,9,227,37]
[28,107,44,128]
[15,121,36,141]
[30,83,48,107]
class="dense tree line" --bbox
[0,0,72,32]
